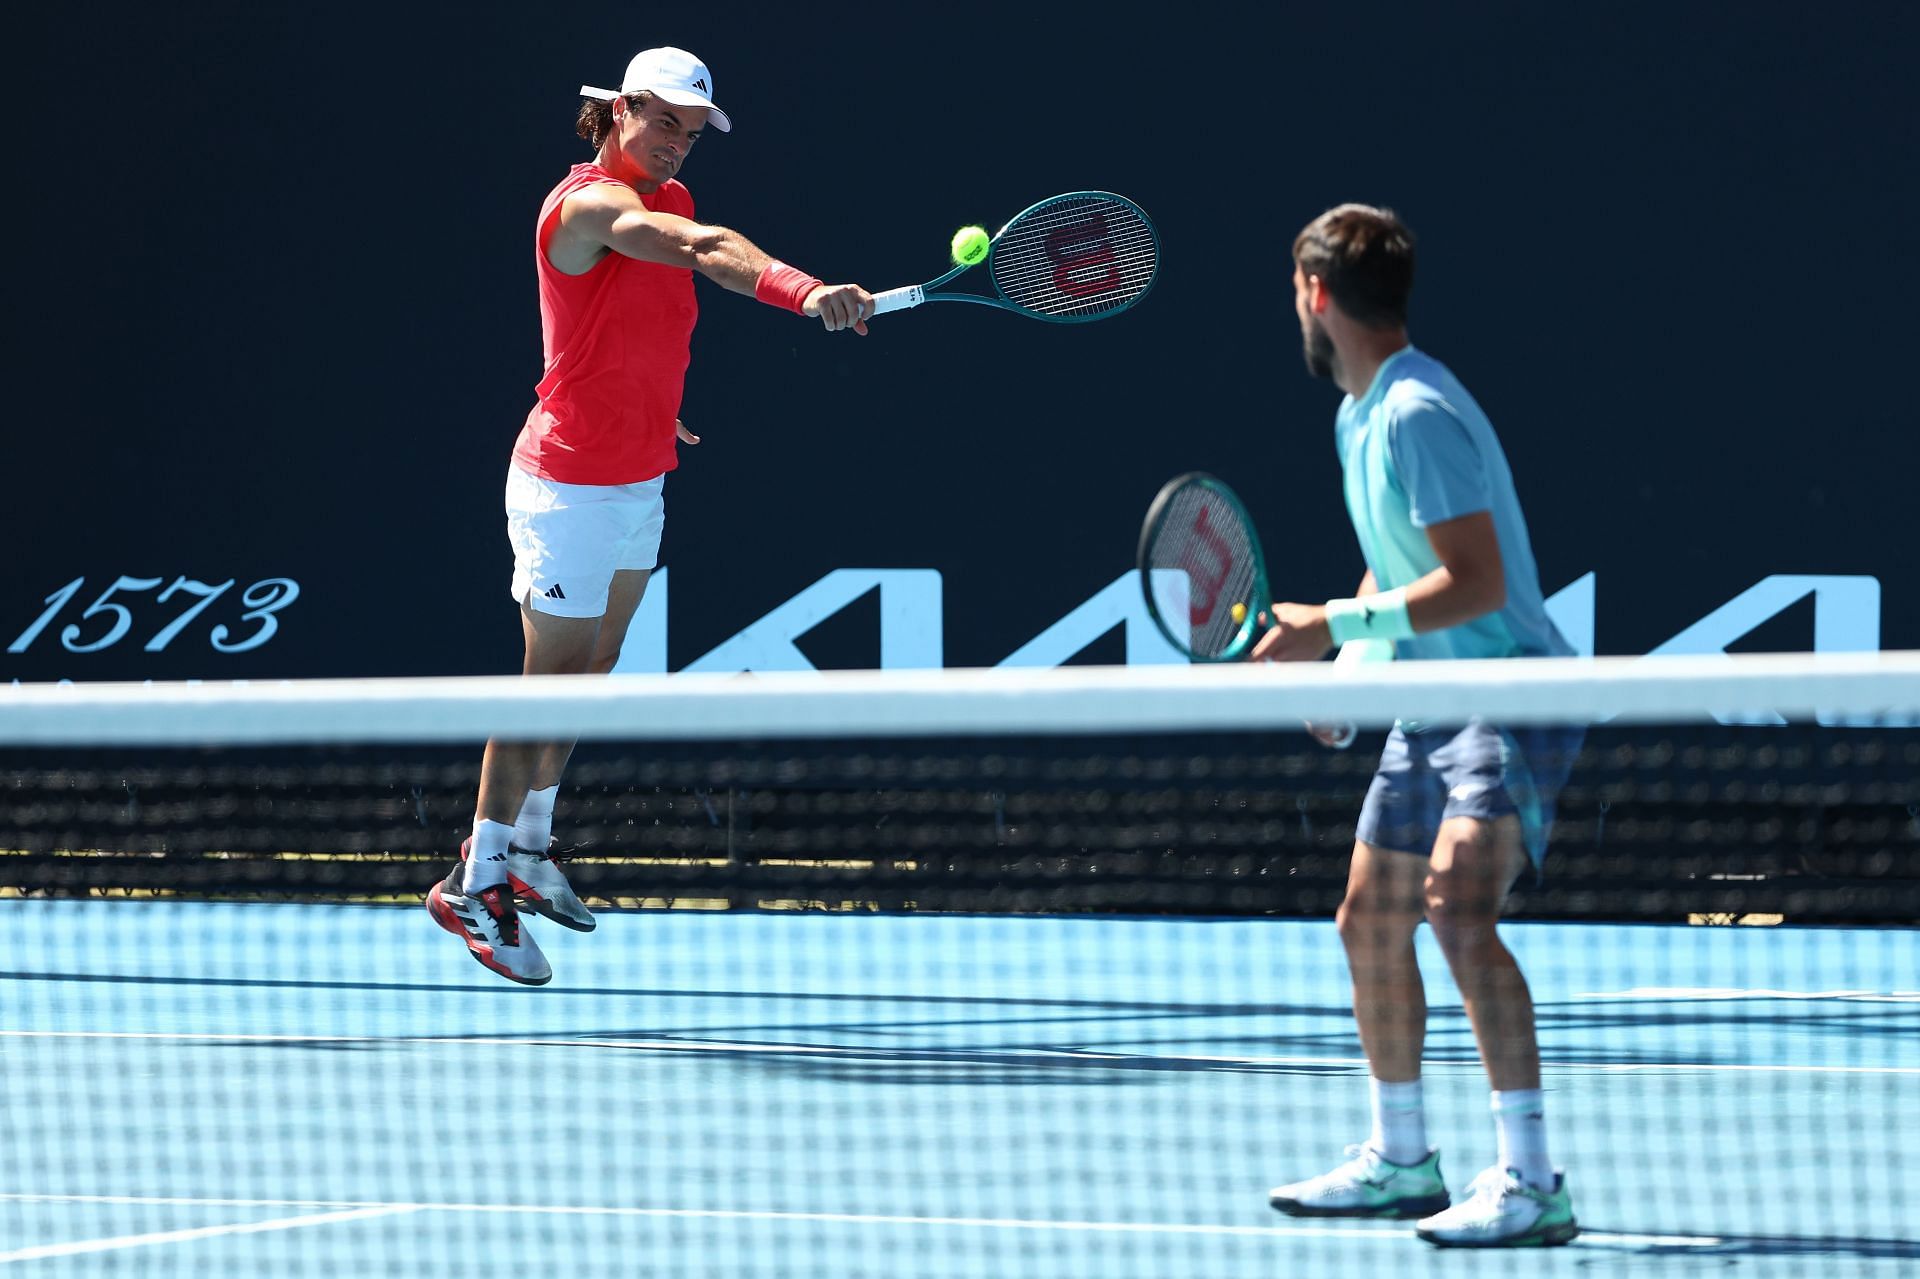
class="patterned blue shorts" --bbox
[1355,719,1584,872]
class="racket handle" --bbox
[1322,640,1388,748]
[1315,721,1358,751]
[871,286,924,315]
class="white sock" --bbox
[514,785,558,852]
[1369,1077,1427,1165]
[464,820,514,892]
[1491,1088,1552,1190]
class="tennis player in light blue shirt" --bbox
[1257,205,1582,1250]
[1335,346,1573,664]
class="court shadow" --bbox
[570,1038,1362,1086]
[1584,1230,1919,1260]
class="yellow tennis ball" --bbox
[950,225,990,266]
[1231,601,1248,625]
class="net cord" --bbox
[5,652,1920,746]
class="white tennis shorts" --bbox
[505,465,666,618]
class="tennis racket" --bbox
[1137,471,1358,748]
[870,191,1157,322]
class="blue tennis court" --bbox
[2,901,1914,1276]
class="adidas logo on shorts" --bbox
[543,584,567,600]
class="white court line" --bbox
[1,1029,1915,1074]
[0,1194,1721,1248]
[1579,988,1920,1004]
[0,1203,418,1264]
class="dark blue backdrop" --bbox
[8,2,1917,681]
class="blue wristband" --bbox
[1325,588,1414,646]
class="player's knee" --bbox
[1422,879,1502,951]
[1336,894,1419,955]
[526,649,599,678]
[1424,820,1524,941]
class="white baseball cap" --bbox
[580,47,732,133]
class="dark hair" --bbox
[574,90,656,149]
[1291,204,1416,329]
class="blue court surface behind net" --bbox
[2,902,1915,1276]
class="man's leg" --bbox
[1340,842,1431,1087]
[492,570,654,934]
[474,600,603,840]
[1426,814,1552,1185]
[1271,840,1449,1218]
[425,602,601,985]
[516,567,652,812]
[588,568,650,674]
[1423,815,1536,1091]
[1415,814,1577,1246]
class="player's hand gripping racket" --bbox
[870,192,1158,322]
[1136,472,1358,748]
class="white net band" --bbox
[5,652,1920,746]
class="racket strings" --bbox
[1147,487,1259,660]
[992,196,1157,319]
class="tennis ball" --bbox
[950,225,990,267]
[1231,601,1248,625]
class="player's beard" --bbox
[1301,315,1337,381]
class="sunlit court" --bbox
[6,4,1918,1275]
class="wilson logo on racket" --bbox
[1044,211,1121,298]
[1137,472,1271,665]
[1186,504,1235,626]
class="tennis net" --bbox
[1,655,1916,1276]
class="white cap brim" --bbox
[577,84,732,132]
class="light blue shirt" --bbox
[1335,346,1572,661]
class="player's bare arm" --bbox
[1413,511,1506,627]
[552,185,873,333]
[1252,514,1505,663]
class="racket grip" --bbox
[870,286,924,315]
[1321,721,1357,751]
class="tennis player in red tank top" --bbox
[426,46,875,985]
